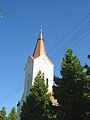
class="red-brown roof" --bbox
[33,27,46,59]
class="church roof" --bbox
[33,27,46,59]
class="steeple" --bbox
[33,27,46,59]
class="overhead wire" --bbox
[51,22,90,61]
[0,75,24,98]
[53,31,90,63]
[34,21,90,72]
[0,13,90,105]
[1,29,89,105]
[0,85,23,105]
[32,13,90,70]
[47,13,90,55]
[0,75,24,105]
[42,31,90,73]
[49,21,90,59]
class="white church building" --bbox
[17,27,54,120]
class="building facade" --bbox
[17,27,54,120]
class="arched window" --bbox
[27,74,30,95]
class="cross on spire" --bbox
[38,26,43,40]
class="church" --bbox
[17,27,55,120]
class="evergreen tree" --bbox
[54,49,87,120]
[53,76,62,119]
[84,55,90,119]
[7,107,17,120]
[20,71,54,120]
[0,107,6,120]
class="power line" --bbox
[47,13,90,55]
[34,22,90,71]
[0,75,24,98]
[53,32,90,63]
[0,32,89,105]
[33,13,90,70]
[51,23,90,61]
[0,13,90,105]
[0,30,89,104]
[0,85,23,105]
[0,30,89,105]
[33,22,90,77]
[44,31,90,73]
[49,21,90,59]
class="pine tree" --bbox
[0,107,6,120]
[54,49,87,120]
[84,55,90,119]
[20,71,54,120]
[7,107,17,120]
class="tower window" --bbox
[46,78,48,86]
[27,74,30,95]
[27,79,29,95]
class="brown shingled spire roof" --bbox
[33,27,46,59]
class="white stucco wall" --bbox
[23,54,54,101]
[33,54,54,92]
[17,56,34,120]
[23,56,34,100]
[17,54,54,120]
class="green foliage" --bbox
[0,107,6,120]
[54,49,90,120]
[20,71,54,120]
[7,107,17,120]
[84,55,90,119]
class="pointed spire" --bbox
[33,26,46,59]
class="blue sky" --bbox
[0,0,90,115]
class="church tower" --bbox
[17,27,54,120]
